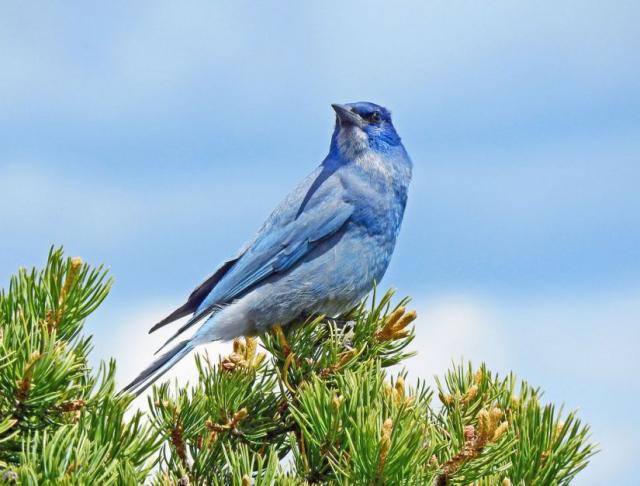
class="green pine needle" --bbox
[0,250,597,485]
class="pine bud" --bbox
[489,407,503,428]
[463,384,478,402]
[233,338,245,355]
[382,418,393,441]
[230,408,249,429]
[332,394,343,410]
[474,368,483,385]
[439,392,454,407]
[510,395,520,409]
[477,409,491,441]
[386,307,406,329]
[252,352,266,368]
[375,307,417,342]
[394,376,405,402]
[61,257,83,300]
[492,421,509,442]
[463,424,476,442]
[394,310,417,333]
[245,337,257,361]
[221,360,236,371]
[376,418,394,477]
[272,324,291,356]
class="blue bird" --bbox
[124,102,412,394]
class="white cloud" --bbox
[401,295,509,383]
[403,286,640,391]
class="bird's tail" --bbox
[121,339,193,396]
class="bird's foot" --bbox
[330,317,354,329]
[328,318,356,350]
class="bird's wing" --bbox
[211,199,353,305]
[155,194,354,351]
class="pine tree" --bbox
[0,250,596,485]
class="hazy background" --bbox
[1,2,638,483]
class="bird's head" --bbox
[330,101,401,159]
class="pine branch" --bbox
[0,250,597,485]
[0,248,157,483]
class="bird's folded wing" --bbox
[153,198,354,351]
[200,199,354,309]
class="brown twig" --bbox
[436,407,509,485]
[170,417,188,469]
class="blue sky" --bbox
[1,2,639,483]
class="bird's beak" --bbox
[332,104,364,128]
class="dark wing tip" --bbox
[148,256,243,334]
[148,309,186,334]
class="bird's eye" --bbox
[369,112,382,123]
